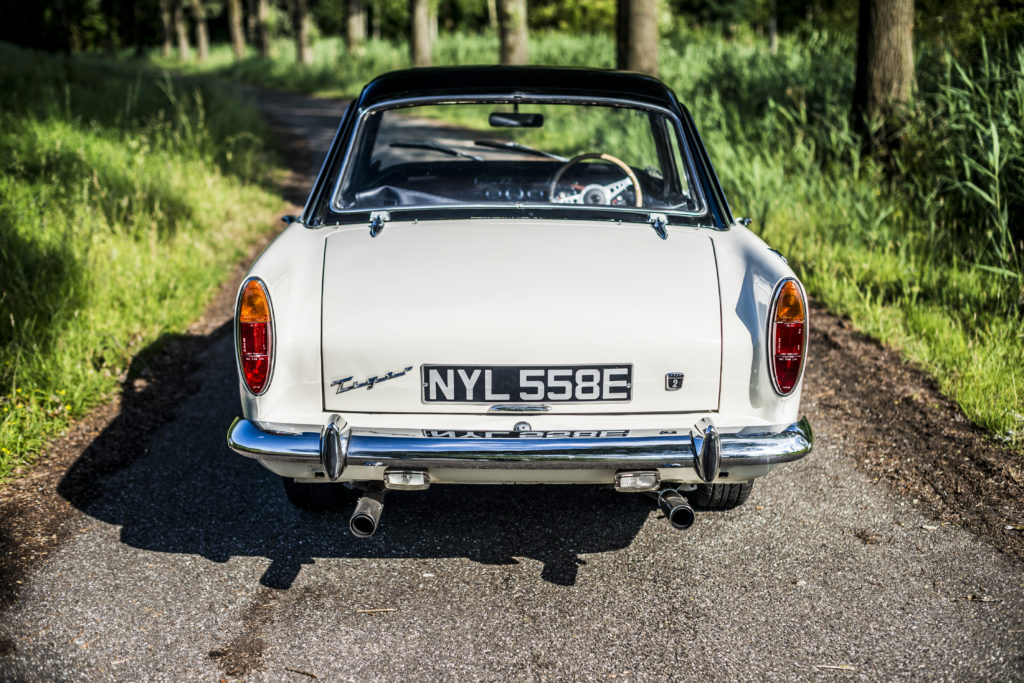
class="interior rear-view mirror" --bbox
[489,112,544,128]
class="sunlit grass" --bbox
[145,28,1024,450]
[0,43,285,481]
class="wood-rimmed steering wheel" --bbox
[548,152,643,208]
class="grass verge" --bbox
[149,29,1024,451]
[0,42,285,481]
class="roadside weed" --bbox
[0,44,284,480]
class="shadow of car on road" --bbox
[56,324,653,590]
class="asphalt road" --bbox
[1,90,1022,682]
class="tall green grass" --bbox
[0,43,283,480]
[666,29,1024,448]
[149,28,1024,450]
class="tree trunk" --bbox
[621,0,658,76]
[159,0,174,58]
[371,3,381,40]
[486,0,497,30]
[409,0,431,66]
[256,0,270,57]
[769,0,778,56]
[293,0,314,65]
[616,0,628,69]
[228,0,247,58]
[347,0,365,54]
[173,2,191,61]
[188,0,210,61]
[852,0,915,140]
[246,0,257,42]
[497,0,527,65]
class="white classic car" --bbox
[228,67,812,537]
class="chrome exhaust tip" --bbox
[649,488,695,530]
[349,487,385,538]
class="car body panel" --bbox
[240,221,800,433]
[320,218,722,414]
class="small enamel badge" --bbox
[665,372,684,391]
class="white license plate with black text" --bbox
[421,364,632,403]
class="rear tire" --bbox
[281,477,354,511]
[685,482,753,510]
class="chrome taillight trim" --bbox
[234,276,276,397]
[766,277,808,397]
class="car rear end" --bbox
[226,67,813,536]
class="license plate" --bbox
[421,364,632,403]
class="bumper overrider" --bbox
[226,415,813,485]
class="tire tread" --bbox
[687,481,753,510]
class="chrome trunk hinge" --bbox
[369,211,390,238]
[648,213,668,240]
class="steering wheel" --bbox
[548,152,643,208]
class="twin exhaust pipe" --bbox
[346,483,696,539]
[348,469,431,538]
[333,415,717,538]
[349,486,385,538]
[648,488,696,531]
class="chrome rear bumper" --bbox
[227,416,813,483]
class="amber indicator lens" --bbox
[771,280,805,395]
[239,280,271,323]
[238,280,272,394]
[775,280,805,322]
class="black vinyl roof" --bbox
[354,66,682,111]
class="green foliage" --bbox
[147,27,1024,451]
[899,40,1024,276]
[662,28,1024,447]
[530,0,616,33]
[0,43,283,480]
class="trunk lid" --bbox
[321,219,721,414]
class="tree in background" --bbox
[486,0,497,30]
[256,0,271,57]
[347,0,366,53]
[617,0,658,76]
[159,0,174,57]
[293,0,315,64]
[852,0,915,146]
[429,2,439,44]
[188,0,210,61]
[1,0,1017,66]
[498,0,527,64]
[410,0,432,66]
[616,0,627,67]
[246,0,257,41]
[173,0,191,60]
[228,0,247,58]
[371,2,381,39]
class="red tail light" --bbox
[769,279,806,395]
[237,278,273,394]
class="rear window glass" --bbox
[333,101,702,213]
